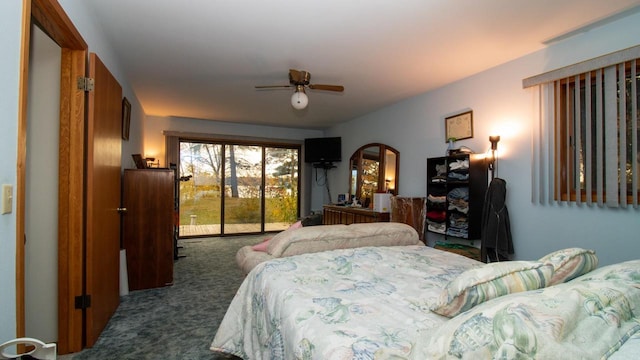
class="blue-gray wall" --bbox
[325,10,640,267]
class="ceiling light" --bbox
[291,85,308,110]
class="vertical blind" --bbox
[524,45,640,208]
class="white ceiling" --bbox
[83,0,640,129]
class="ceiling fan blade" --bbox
[255,85,293,89]
[308,84,344,92]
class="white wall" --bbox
[25,24,61,343]
[325,11,640,266]
[143,115,325,214]
[0,0,23,343]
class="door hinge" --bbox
[74,294,91,309]
[77,77,95,92]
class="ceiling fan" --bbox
[255,69,344,110]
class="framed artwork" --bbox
[122,97,131,140]
[445,110,473,142]
[132,154,147,169]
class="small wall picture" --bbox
[445,110,473,142]
[132,154,147,169]
[122,97,131,140]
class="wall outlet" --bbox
[1,184,13,215]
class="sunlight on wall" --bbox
[143,120,167,167]
[486,116,526,160]
[144,148,160,165]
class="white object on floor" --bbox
[119,249,129,296]
[0,337,56,359]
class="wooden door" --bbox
[20,1,121,353]
[85,53,122,346]
[22,0,87,354]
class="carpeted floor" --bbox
[69,235,263,360]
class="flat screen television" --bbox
[304,137,342,164]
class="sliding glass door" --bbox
[179,142,224,236]
[179,140,299,237]
[264,147,299,231]
[223,144,262,234]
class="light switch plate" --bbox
[1,184,13,215]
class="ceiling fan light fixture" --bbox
[291,86,308,110]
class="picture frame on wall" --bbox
[132,154,147,169]
[445,110,473,142]
[122,97,131,140]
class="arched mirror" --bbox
[349,143,399,206]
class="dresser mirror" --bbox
[349,143,399,206]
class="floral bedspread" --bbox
[210,245,482,359]
[420,259,640,359]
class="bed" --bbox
[211,245,640,359]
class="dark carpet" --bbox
[71,235,263,360]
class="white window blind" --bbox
[524,45,640,208]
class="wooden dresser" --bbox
[323,204,390,225]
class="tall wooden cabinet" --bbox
[426,154,488,240]
[122,169,174,290]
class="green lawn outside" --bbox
[179,196,298,225]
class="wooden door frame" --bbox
[17,0,87,354]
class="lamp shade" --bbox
[291,90,308,110]
[489,135,500,150]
